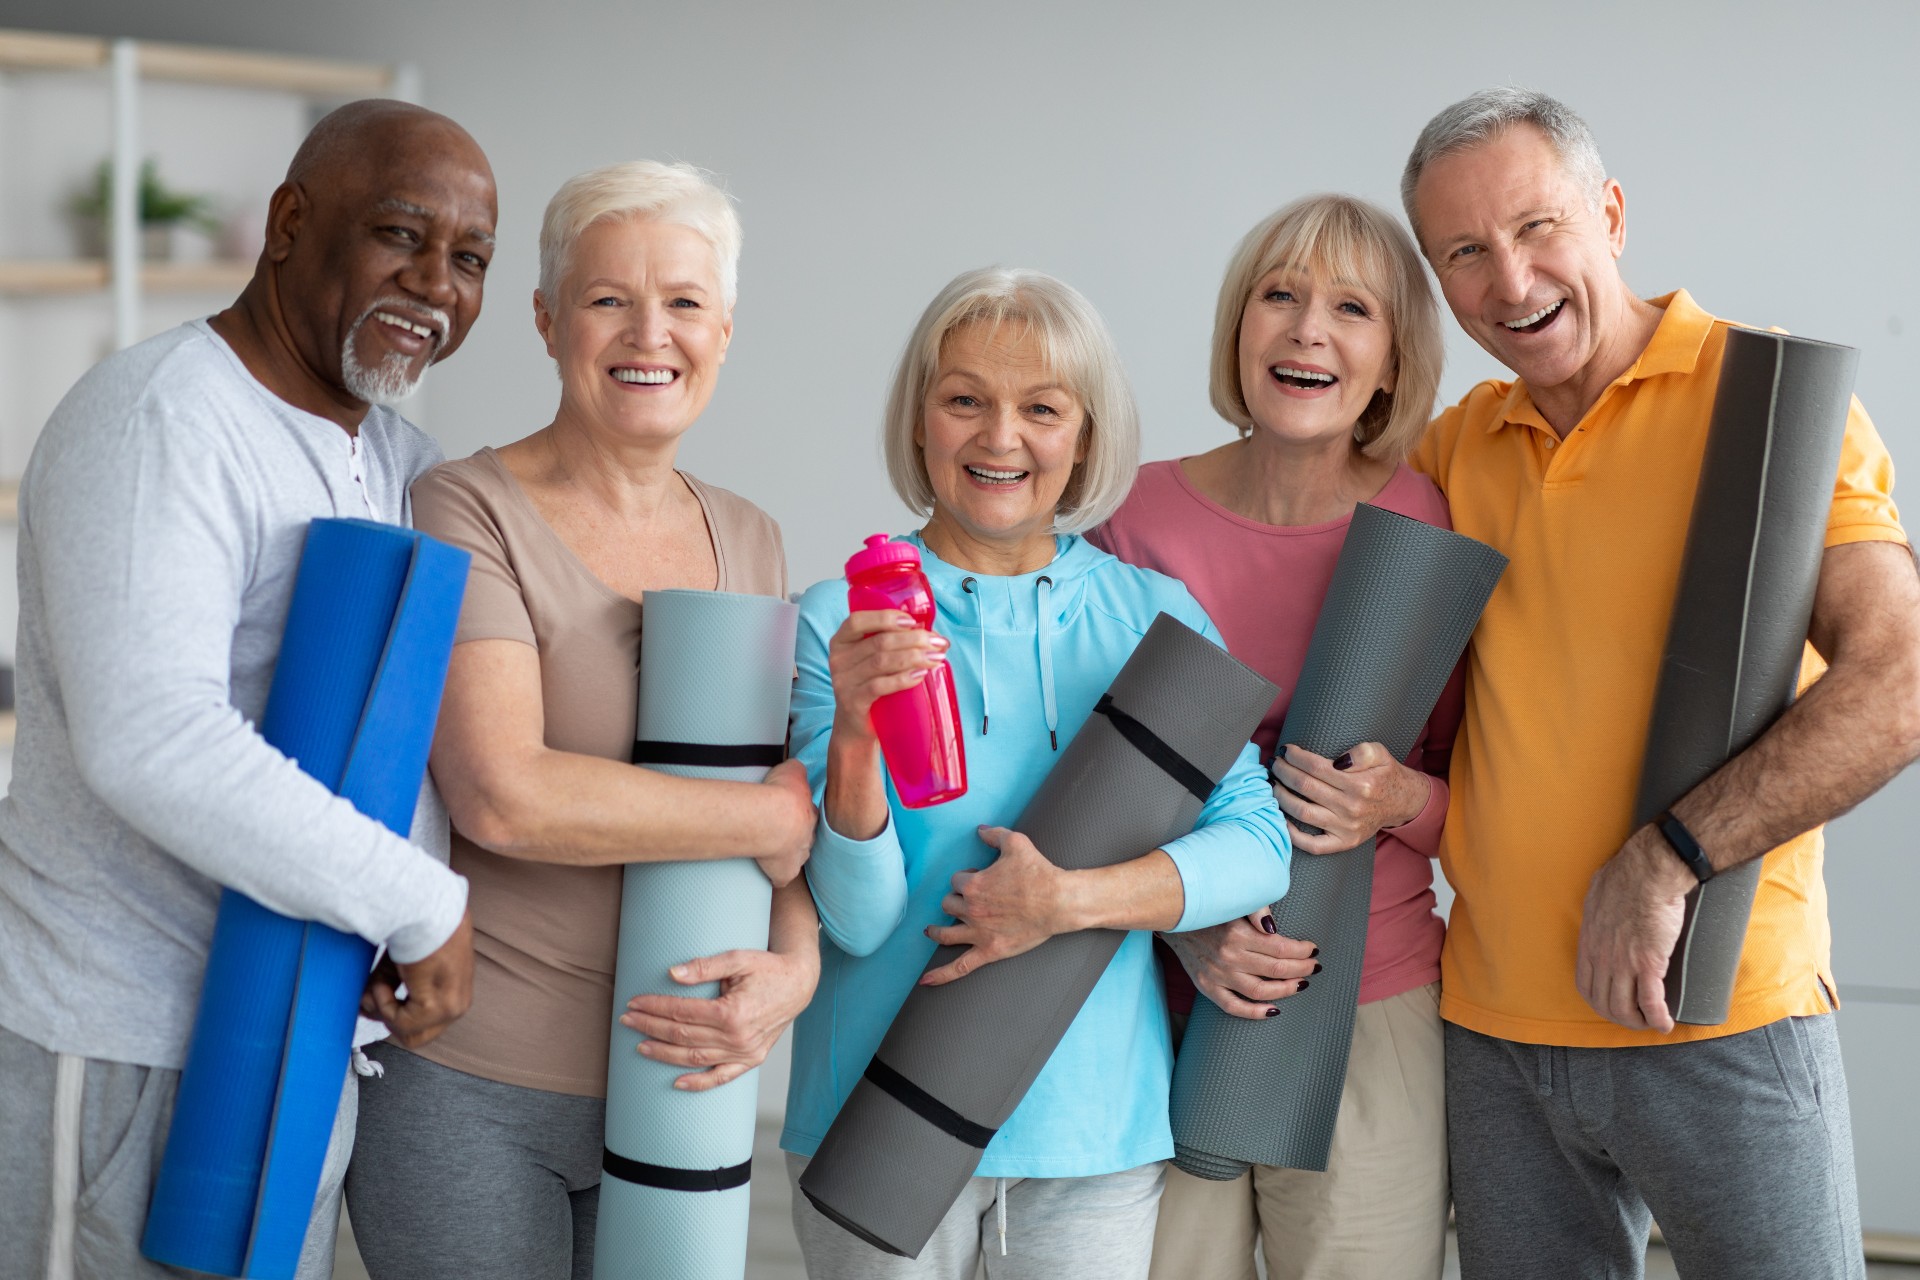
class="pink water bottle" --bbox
[845,535,968,808]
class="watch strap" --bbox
[1656,810,1714,883]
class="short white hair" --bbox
[882,267,1140,536]
[1401,87,1607,247]
[537,160,741,307]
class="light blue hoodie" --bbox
[781,532,1291,1178]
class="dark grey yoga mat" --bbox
[798,613,1277,1258]
[1636,327,1858,1026]
[1169,503,1506,1178]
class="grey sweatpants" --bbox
[346,1041,605,1280]
[0,1020,355,1280]
[1446,1013,1865,1280]
[787,1152,1165,1280]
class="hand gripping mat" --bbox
[593,589,799,1280]
[142,519,470,1279]
[798,613,1277,1258]
[1636,328,1858,1026]
[1170,504,1506,1178]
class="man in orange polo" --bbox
[1404,88,1920,1279]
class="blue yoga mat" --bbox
[143,518,469,1280]
[594,589,799,1280]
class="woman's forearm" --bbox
[1059,849,1185,933]
[822,725,891,841]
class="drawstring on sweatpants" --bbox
[995,1177,1007,1255]
[352,1045,385,1078]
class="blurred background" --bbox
[1,1,1914,1272]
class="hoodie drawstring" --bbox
[961,577,987,734]
[995,1176,1008,1256]
[1036,577,1057,751]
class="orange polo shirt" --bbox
[1411,290,1905,1047]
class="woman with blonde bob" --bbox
[1092,194,1459,1280]
[781,267,1291,1279]
[345,161,820,1279]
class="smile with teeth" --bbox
[1273,366,1336,390]
[374,310,438,342]
[1503,300,1565,331]
[612,368,676,385]
[966,464,1028,485]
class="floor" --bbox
[332,1121,1920,1279]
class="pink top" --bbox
[1089,459,1458,1009]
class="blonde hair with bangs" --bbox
[537,160,742,309]
[1209,194,1441,463]
[883,267,1140,535]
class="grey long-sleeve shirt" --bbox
[0,319,467,1068]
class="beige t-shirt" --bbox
[409,447,788,1096]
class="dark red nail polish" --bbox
[1333,752,1353,771]
[1312,962,1323,975]
[1260,915,1277,935]
[1297,979,1311,991]
[1309,946,1320,959]
[1265,1007,1280,1017]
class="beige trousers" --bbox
[1148,982,1448,1280]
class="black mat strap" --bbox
[631,740,786,768]
[1094,694,1215,802]
[602,1147,752,1193]
[864,1058,996,1149]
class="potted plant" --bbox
[70,159,221,262]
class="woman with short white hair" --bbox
[345,161,820,1279]
[780,267,1291,1279]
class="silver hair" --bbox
[882,267,1140,536]
[1400,87,1607,244]
[537,160,741,309]
[340,296,449,405]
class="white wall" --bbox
[5,0,1916,1231]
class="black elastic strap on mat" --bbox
[864,1058,996,1149]
[631,740,786,768]
[602,1147,752,1193]
[1094,695,1214,802]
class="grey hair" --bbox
[1400,87,1607,244]
[882,267,1141,536]
[537,160,741,309]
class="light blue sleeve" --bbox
[791,581,910,957]
[1153,595,1292,931]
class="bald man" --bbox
[0,101,498,1279]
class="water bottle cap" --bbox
[845,533,921,577]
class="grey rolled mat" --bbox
[1636,328,1857,1026]
[1169,503,1506,1178]
[798,613,1277,1258]
[593,589,799,1280]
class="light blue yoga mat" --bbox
[594,589,799,1280]
[143,518,469,1280]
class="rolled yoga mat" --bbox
[143,519,470,1279]
[1169,503,1506,1179]
[593,589,800,1280]
[1637,327,1858,1026]
[799,613,1277,1259]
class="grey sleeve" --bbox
[27,396,466,963]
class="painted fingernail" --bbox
[1309,946,1320,959]
[1265,1007,1280,1017]
[1297,979,1311,991]
[1333,752,1353,771]
[1281,745,1293,760]
[1260,915,1277,935]
[1312,962,1323,975]
[893,615,916,627]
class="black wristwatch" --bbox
[1655,811,1715,883]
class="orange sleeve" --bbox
[1826,396,1906,548]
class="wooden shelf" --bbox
[0,259,253,296]
[0,28,392,96]
[0,477,17,523]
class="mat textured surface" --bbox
[594,589,800,1280]
[798,613,1276,1259]
[143,519,469,1279]
[1636,328,1858,1025]
[1169,504,1505,1178]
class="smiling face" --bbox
[916,320,1088,566]
[279,118,497,406]
[1237,263,1395,448]
[1413,124,1629,397]
[534,216,732,446]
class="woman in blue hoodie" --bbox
[783,267,1292,1280]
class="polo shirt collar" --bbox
[1491,289,1713,433]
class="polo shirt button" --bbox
[1544,437,1557,448]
